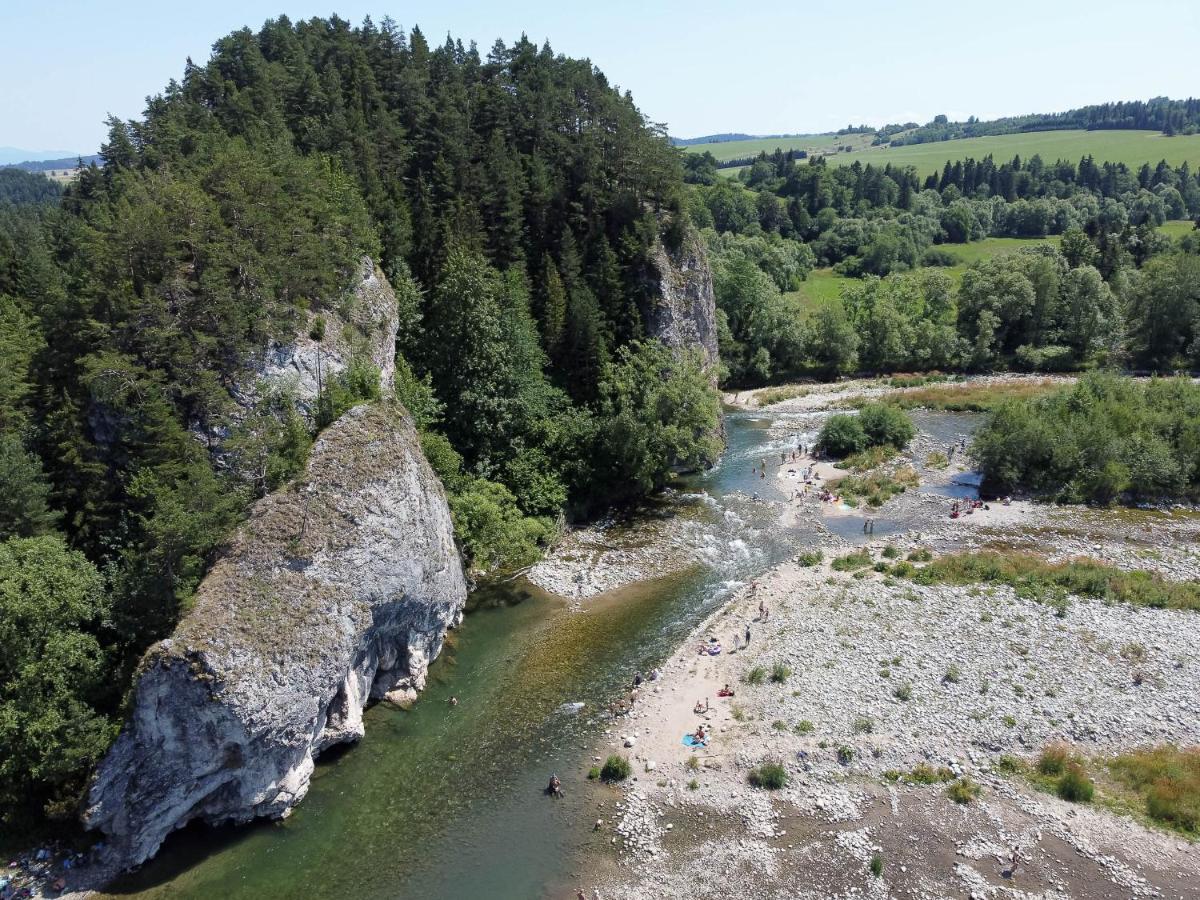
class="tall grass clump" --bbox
[1110,745,1200,833]
[908,551,1200,612]
[832,549,873,572]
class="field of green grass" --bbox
[1160,219,1197,240]
[683,132,875,162]
[831,130,1200,176]
[788,237,1058,311]
[717,130,1200,177]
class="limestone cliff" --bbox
[191,255,399,448]
[641,225,720,383]
[84,401,467,870]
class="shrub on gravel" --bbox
[1057,763,1095,802]
[796,549,823,567]
[893,682,913,702]
[1038,744,1071,777]
[601,755,631,782]
[832,549,873,571]
[770,662,792,683]
[908,763,955,784]
[947,777,982,804]
[858,402,916,450]
[748,761,788,789]
[852,716,874,734]
[837,745,855,765]
[869,853,884,877]
[745,666,766,685]
[817,414,867,457]
[795,720,815,734]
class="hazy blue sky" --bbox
[3,0,1197,154]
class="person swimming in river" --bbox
[547,774,562,798]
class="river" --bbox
[101,407,978,900]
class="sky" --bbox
[2,0,1198,156]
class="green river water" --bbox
[101,409,977,900]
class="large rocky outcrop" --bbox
[641,225,720,383]
[84,401,467,870]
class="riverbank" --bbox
[578,379,1200,898]
[586,543,1200,898]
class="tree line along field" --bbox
[785,226,1191,313]
[708,129,1200,178]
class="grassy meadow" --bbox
[785,223,1192,313]
[714,129,1200,178]
[683,132,875,162]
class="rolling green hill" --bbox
[683,132,875,161]
[717,129,1200,177]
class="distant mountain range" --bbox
[0,147,99,168]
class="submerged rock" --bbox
[84,401,467,870]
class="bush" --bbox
[882,546,900,559]
[852,716,874,734]
[973,374,1200,504]
[795,720,815,735]
[837,745,855,765]
[685,754,700,772]
[943,664,961,684]
[1057,763,1095,802]
[745,666,766,685]
[817,414,867,458]
[893,683,913,702]
[857,402,916,449]
[748,761,788,789]
[687,778,700,791]
[770,662,792,683]
[947,777,982,804]
[600,755,632,783]
[587,766,601,780]
[796,549,823,567]
[907,548,933,562]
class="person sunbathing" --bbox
[717,684,735,697]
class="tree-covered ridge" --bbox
[0,16,719,832]
[0,169,62,205]
[887,97,1200,145]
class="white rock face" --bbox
[83,402,467,870]
[642,226,719,380]
[235,255,400,421]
